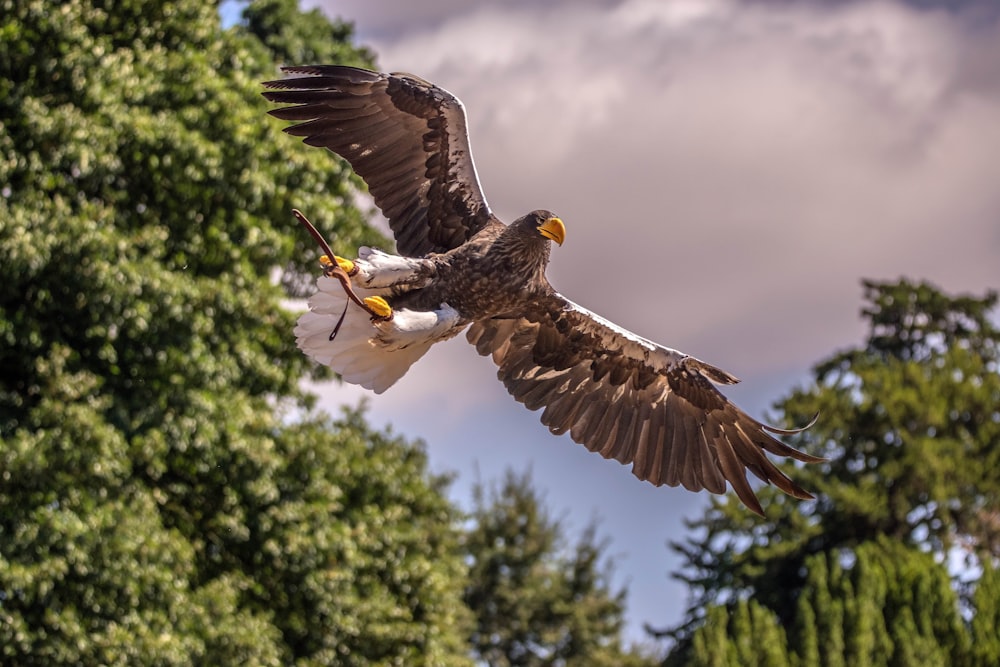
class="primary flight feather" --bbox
[263,65,821,516]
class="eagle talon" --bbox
[363,296,393,320]
[335,255,357,275]
[319,254,357,276]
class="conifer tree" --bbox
[683,540,983,667]
[463,469,658,667]
[687,601,791,667]
[663,279,999,665]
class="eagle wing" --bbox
[263,65,500,257]
[467,292,822,516]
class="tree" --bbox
[0,1,471,664]
[685,539,999,667]
[463,469,658,667]
[970,562,1000,667]
[239,0,375,67]
[663,279,1000,664]
[688,600,790,667]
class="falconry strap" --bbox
[292,209,391,336]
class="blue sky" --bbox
[265,0,1000,646]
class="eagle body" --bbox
[396,213,556,316]
[265,65,822,516]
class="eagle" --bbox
[262,65,821,516]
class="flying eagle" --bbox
[263,65,820,516]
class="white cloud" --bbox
[302,0,1000,642]
[344,0,999,367]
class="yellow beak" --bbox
[538,217,566,246]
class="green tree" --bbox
[0,1,471,664]
[239,0,375,66]
[663,279,1000,664]
[969,563,1000,666]
[463,469,659,667]
[685,540,985,667]
[687,600,791,667]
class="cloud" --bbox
[301,0,1000,641]
[314,0,999,371]
[308,0,620,41]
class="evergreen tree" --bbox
[0,1,470,664]
[687,601,791,667]
[663,279,1000,665]
[684,540,989,667]
[671,280,999,621]
[463,469,658,667]
[969,563,1000,666]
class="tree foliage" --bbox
[689,600,790,667]
[685,540,1000,667]
[239,0,375,67]
[463,469,658,667]
[664,279,1000,665]
[0,1,471,664]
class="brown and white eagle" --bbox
[263,65,821,516]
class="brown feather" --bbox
[265,66,821,516]
[468,292,821,516]
[263,65,502,256]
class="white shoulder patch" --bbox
[556,293,687,370]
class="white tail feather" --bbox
[295,276,463,394]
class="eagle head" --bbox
[515,209,566,246]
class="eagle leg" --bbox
[319,254,359,276]
[292,208,392,321]
[362,295,393,319]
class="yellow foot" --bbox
[363,296,393,319]
[319,254,357,275]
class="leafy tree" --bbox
[239,0,375,66]
[662,279,1000,664]
[0,1,471,664]
[463,469,659,667]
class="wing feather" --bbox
[540,370,589,436]
[467,292,820,515]
[663,398,688,488]
[263,65,503,256]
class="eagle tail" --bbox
[295,276,461,394]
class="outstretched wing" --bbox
[467,292,822,515]
[263,65,501,257]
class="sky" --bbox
[290,0,1000,647]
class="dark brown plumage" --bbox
[264,65,821,516]
[264,65,496,256]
